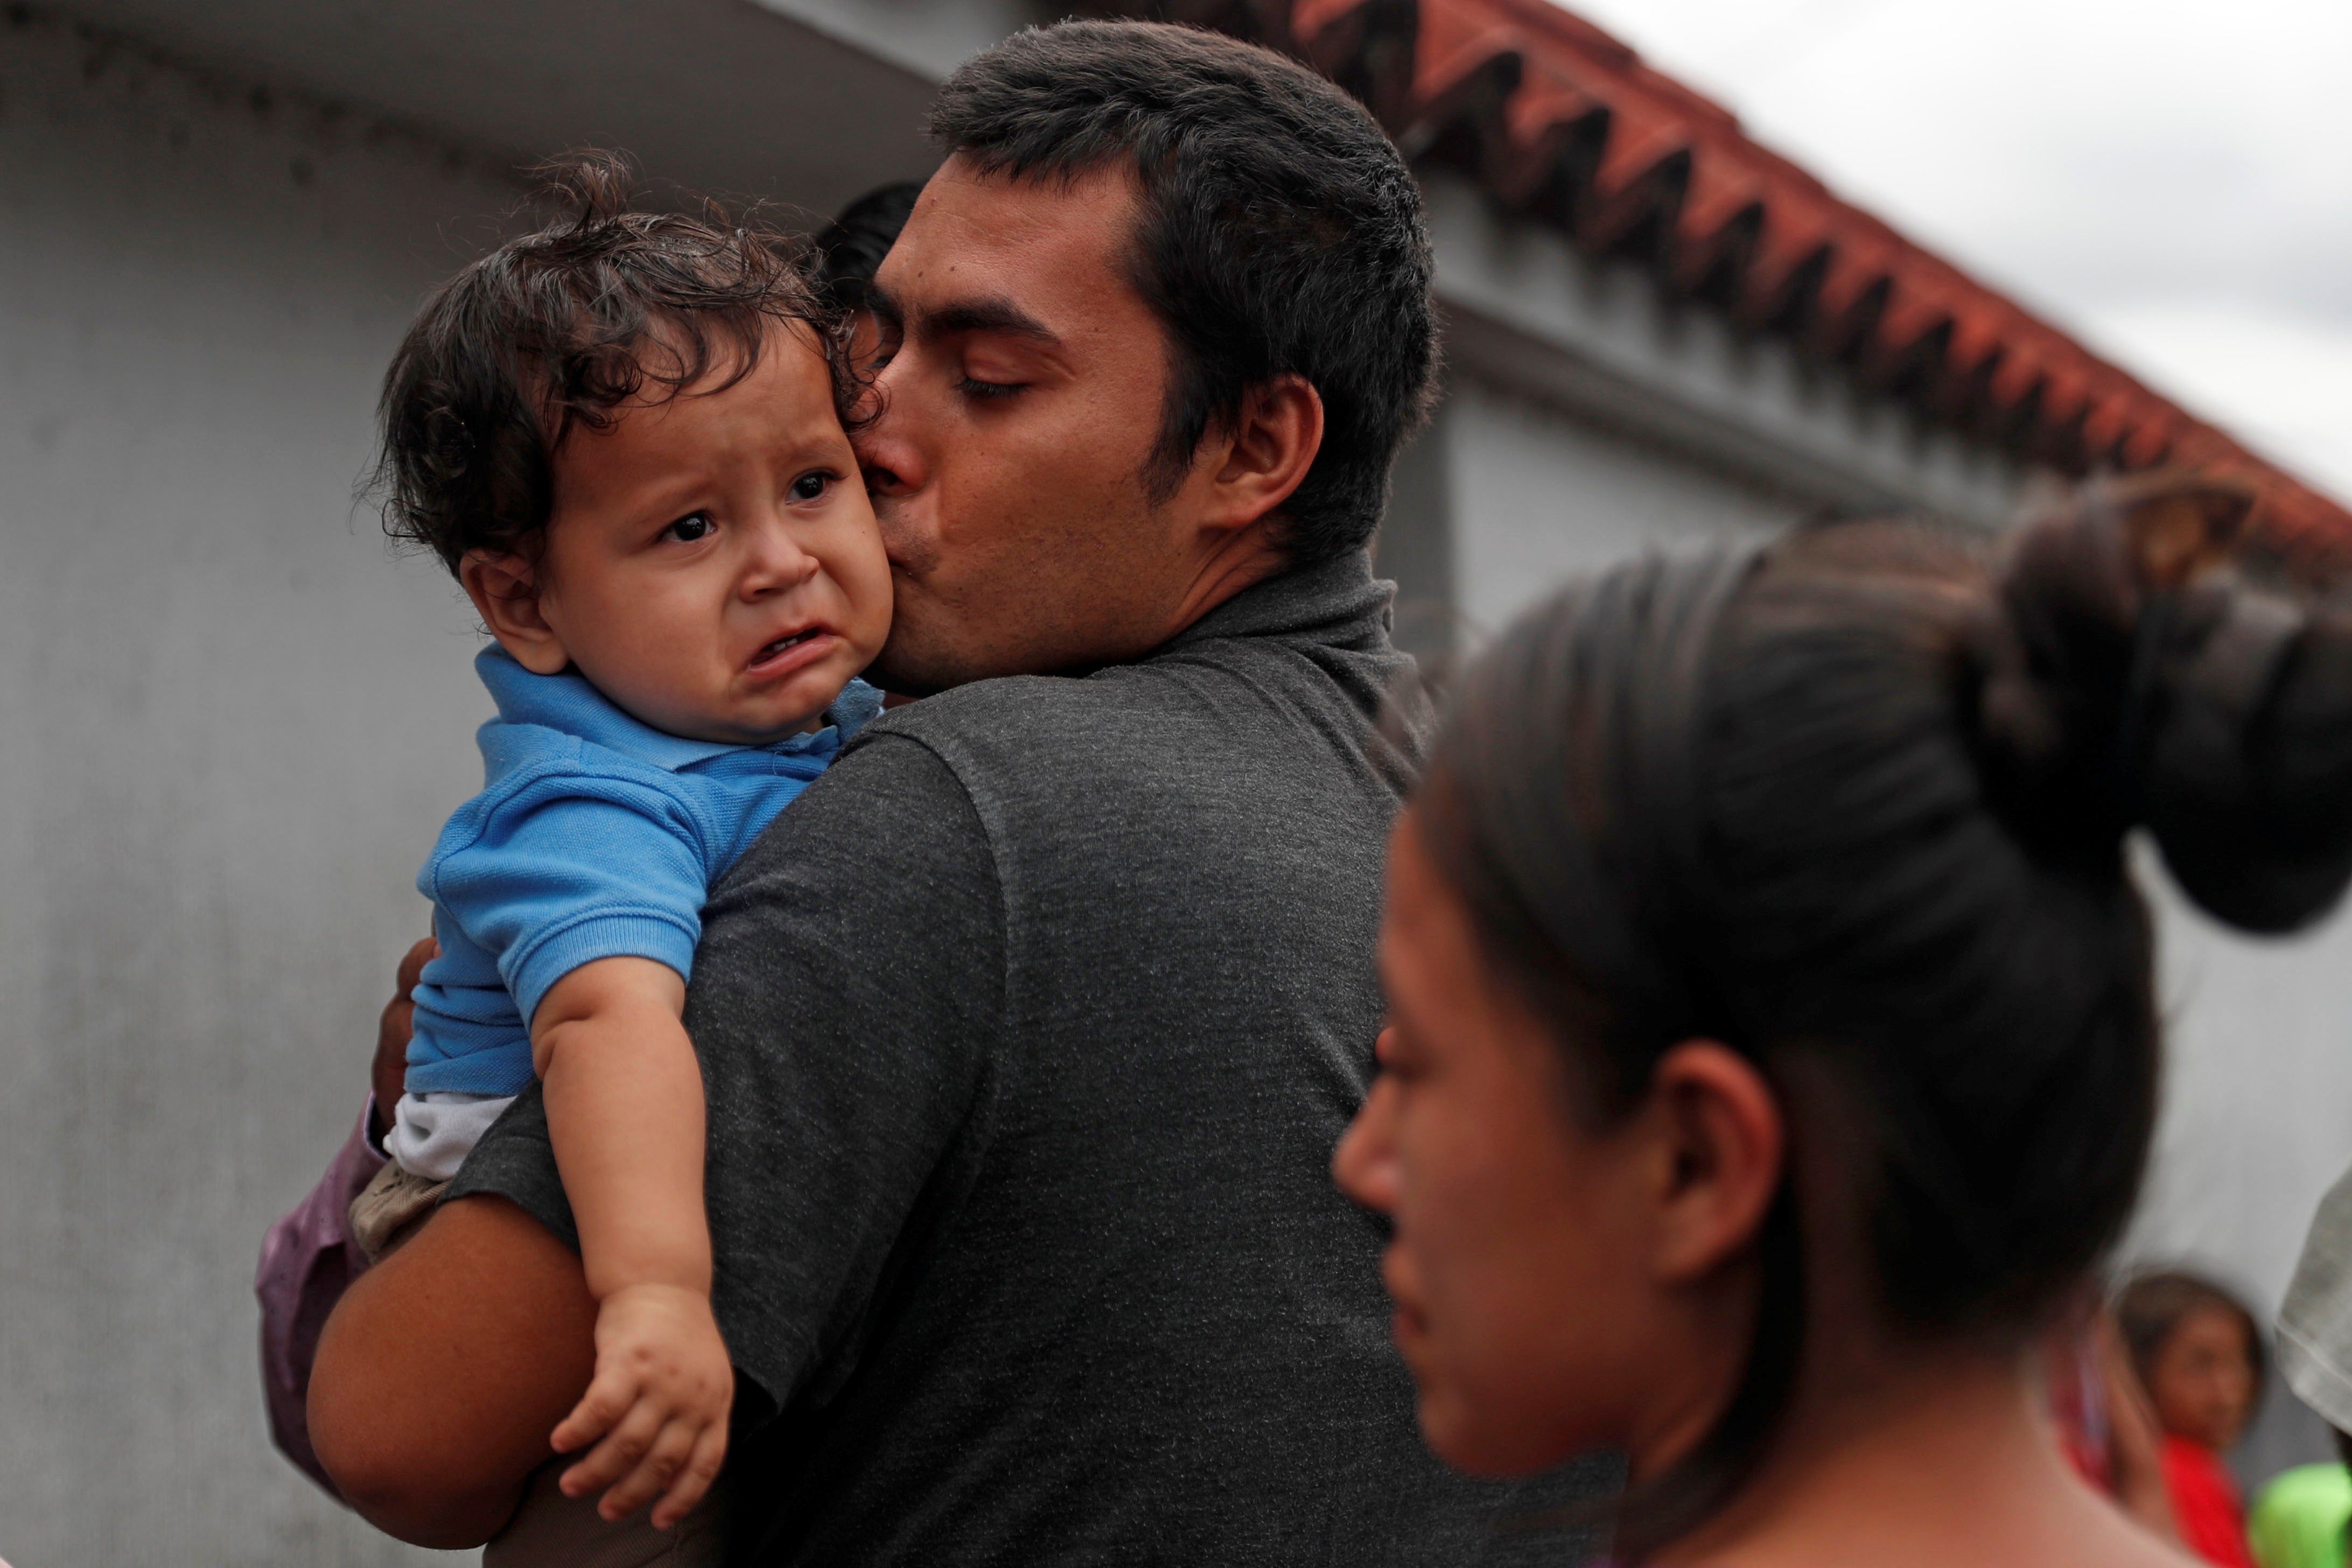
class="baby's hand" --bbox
[551,1282,733,1528]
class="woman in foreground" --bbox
[1336,479,2352,1567]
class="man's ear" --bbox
[1643,1040,1784,1285]
[1202,373,1324,535]
[458,549,569,675]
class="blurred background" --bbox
[0,0,2344,1562]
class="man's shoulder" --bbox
[717,667,1229,941]
[836,674,1144,785]
[849,657,1275,767]
[722,711,994,902]
[859,670,1148,737]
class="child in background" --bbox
[2122,1271,2268,1568]
[348,159,891,1539]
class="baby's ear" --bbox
[459,549,569,675]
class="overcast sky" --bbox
[1561,0,2352,503]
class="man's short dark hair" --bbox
[930,20,1438,568]
[373,155,850,573]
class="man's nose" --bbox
[853,359,927,500]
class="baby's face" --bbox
[510,326,890,745]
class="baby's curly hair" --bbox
[373,153,859,573]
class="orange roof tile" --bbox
[1119,0,2352,560]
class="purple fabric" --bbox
[255,1103,384,1500]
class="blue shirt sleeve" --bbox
[425,761,714,1030]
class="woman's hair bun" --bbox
[1970,472,2352,934]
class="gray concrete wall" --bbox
[1438,371,1803,638]
[50,0,947,230]
[1421,169,2028,534]
[2130,877,2352,1485]
[0,15,510,1563]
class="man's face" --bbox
[857,157,1196,694]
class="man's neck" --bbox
[1163,521,1291,641]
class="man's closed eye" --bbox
[957,375,1025,401]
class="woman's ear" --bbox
[1644,1040,1785,1284]
[459,549,569,675]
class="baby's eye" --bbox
[661,512,715,543]
[788,471,832,503]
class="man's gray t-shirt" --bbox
[451,550,1610,1564]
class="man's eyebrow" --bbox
[915,295,1062,348]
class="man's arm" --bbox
[306,731,1004,1545]
[309,1191,597,1546]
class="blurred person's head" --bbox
[2120,1271,2265,1452]
[372,156,889,744]
[813,180,924,311]
[856,19,1436,693]
[1334,477,2352,1553]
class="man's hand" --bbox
[551,1282,733,1528]
[371,936,438,1143]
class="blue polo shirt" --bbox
[404,646,881,1098]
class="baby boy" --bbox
[351,166,892,1534]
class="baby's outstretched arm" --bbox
[530,956,731,1528]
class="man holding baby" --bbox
[276,18,1609,1566]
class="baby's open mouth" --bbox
[753,628,823,666]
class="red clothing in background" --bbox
[2164,1433,2258,1568]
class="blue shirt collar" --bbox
[475,645,883,772]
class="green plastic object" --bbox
[2251,1463,2352,1568]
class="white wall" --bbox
[1439,371,1805,639]
[2139,891,2352,1293]
[0,15,511,1563]
[2131,874,2352,1482]
[1423,170,2027,534]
